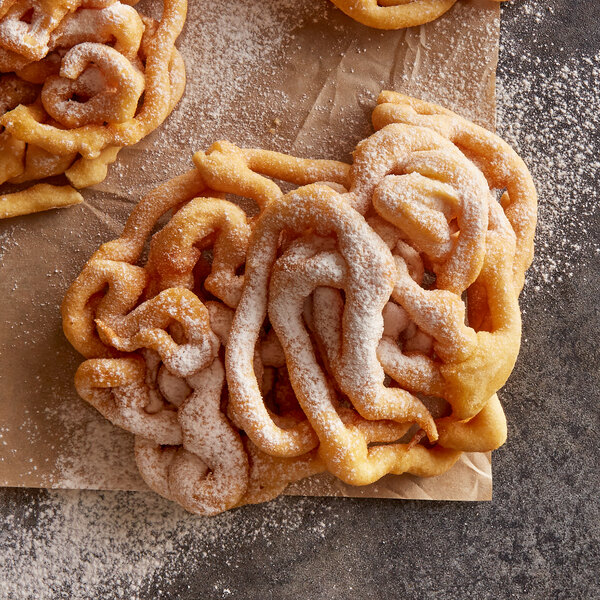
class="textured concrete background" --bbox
[1,1,598,598]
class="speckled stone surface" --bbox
[1,1,598,598]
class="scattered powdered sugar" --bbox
[496,2,600,297]
[156,0,321,148]
[0,488,339,599]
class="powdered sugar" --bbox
[0,489,339,599]
[496,5,600,296]
[155,0,321,152]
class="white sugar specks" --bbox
[159,0,319,147]
[0,490,339,599]
[497,4,600,295]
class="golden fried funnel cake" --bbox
[62,93,536,515]
[0,0,187,218]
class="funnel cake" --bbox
[0,0,187,219]
[62,92,537,515]
[330,0,507,30]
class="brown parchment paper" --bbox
[0,0,500,501]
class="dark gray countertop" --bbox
[1,1,598,598]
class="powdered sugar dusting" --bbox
[0,489,339,599]
[53,403,144,490]
[497,1,600,296]
[154,0,320,148]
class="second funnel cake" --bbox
[0,0,187,219]
[330,0,506,29]
[62,92,537,516]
